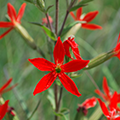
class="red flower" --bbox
[42,16,53,25]
[77,97,96,115]
[70,7,102,30]
[113,33,120,59]
[95,77,112,102]
[0,3,26,39]
[0,100,9,119]
[63,36,82,59]
[0,78,17,97]
[98,92,120,120]
[28,37,89,97]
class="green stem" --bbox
[27,99,41,120]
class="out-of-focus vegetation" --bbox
[0,0,120,120]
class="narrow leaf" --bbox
[24,0,34,4]
[30,22,56,41]
[61,21,85,37]
[70,0,94,12]
[46,5,54,13]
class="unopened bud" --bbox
[37,0,45,12]
[84,50,115,70]
[14,22,37,50]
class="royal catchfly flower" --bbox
[0,100,9,119]
[77,97,96,115]
[98,92,120,120]
[42,16,53,25]
[0,78,17,97]
[95,77,112,102]
[113,33,120,59]
[28,37,89,97]
[70,7,102,30]
[0,3,26,39]
[63,36,82,60]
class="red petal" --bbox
[0,22,14,28]
[97,98,109,117]
[82,24,102,30]
[0,28,13,40]
[109,91,117,111]
[82,97,97,109]
[54,37,65,64]
[7,3,17,22]
[63,59,89,72]
[2,83,18,94]
[70,12,76,20]
[76,8,82,20]
[42,16,53,24]
[103,77,111,100]
[114,34,120,59]
[0,100,9,119]
[58,72,81,97]
[95,89,106,100]
[17,3,26,23]
[64,37,81,59]
[83,11,98,23]
[28,58,55,71]
[117,94,120,102]
[63,39,73,59]
[0,78,12,93]
[33,72,57,95]
[115,117,120,120]
[117,33,120,43]
[73,48,82,59]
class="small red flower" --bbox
[98,92,120,120]
[42,16,53,25]
[113,33,120,59]
[0,100,9,119]
[70,7,102,30]
[0,3,26,39]
[95,77,112,102]
[28,37,89,97]
[63,36,82,59]
[77,97,96,115]
[0,78,17,97]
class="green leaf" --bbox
[54,112,69,120]
[60,108,70,114]
[47,89,55,109]
[24,0,34,4]
[61,21,85,37]
[46,5,54,13]
[30,22,56,41]
[69,0,94,12]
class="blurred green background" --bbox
[0,0,120,120]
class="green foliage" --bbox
[24,0,34,4]
[61,21,85,37]
[70,0,94,12]
[30,22,57,41]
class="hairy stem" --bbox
[55,0,59,37]
[45,13,53,32]
[59,0,76,36]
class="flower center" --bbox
[55,65,62,73]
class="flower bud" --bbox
[14,23,37,50]
[36,0,45,12]
[84,50,114,70]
